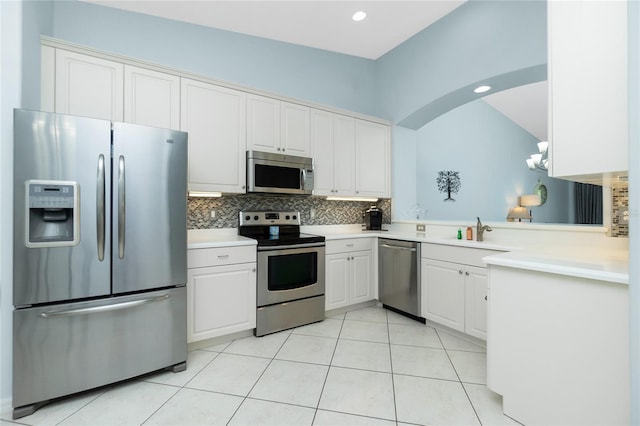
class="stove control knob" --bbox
[245,215,250,220]
[285,215,290,220]
[292,215,297,220]
[254,215,259,220]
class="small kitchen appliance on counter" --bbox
[239,211,325,336]
[363,205,383,230]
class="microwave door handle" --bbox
[301,168,307,190]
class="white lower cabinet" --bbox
[325,238,374,310]
[421,244,500,340]
[187,246,256,343]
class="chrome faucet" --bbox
[476,217,492,242]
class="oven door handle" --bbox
[258,242,325,251]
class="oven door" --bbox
[257,243,325,306]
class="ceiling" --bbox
[81,0,545,138]
[482,81,548,142]
[83,0,466,60]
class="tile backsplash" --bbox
[611,183,629,237]
[188,194,392,229]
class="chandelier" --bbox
[526,141,548,171]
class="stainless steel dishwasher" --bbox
[378,238,424,322]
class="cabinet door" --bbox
[124,65,180,130]
[333,115,356,195]
[548,1,628,180]
[187,263,256,343]
[181,78,247,193]
[281,102,310,156]
[350,250,373,304]
[464,266,488,340]
[326,253,349,310]
[55,49,124,121]
[310,109,335,196]
[247,94,280,153]
[355,120,390,198]
[422,259,465,332]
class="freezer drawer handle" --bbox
[97,154,106,261]
[118,155,126,259]
[39,294,170,318]
[380,243,417,252]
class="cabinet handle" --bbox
[218,254,230,259]
[252,268,256,273]
[346,244,354,247]
[485,295,488,301]
[465,271,470,276]
[458,270,463,275]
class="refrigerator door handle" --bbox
[118,155,126,259]
[96,154,106,261]
[39,294,170,318]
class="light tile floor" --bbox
[2,306,522,426]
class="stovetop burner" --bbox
[238,211,325,247]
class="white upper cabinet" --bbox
[310,110,356,196]
[54,49,124,121]
[124,65,180,130]
[281,102,310,155]
[247,94,310,156]
[548,0,628,183]
[355,119,391,198]
[181,78,247,194]
[247,94,280,152]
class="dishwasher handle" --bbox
[380,243,417,252]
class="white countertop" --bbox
[483,249,629,284]
[188,229,256,249]
[187,225,629,284]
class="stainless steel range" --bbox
[239,211,325,336]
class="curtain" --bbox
[574,183,603,224]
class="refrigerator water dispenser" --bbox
[25,180,80,247]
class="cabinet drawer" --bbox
[188,245,256,268]
[421,243,501,268]
[326,238,373,254]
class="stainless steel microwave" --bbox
[246,150,314,195]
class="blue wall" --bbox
[414,99,571,223]
[376,0,547,124]
[50,1,378,116]
[39,0,562,222]
[21,0,52,109]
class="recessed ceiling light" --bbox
[474,85,491,94]
[352,11,367,22]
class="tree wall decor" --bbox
[437,170,461,202]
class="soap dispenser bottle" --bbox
[457,228,462,240]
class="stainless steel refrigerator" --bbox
[12,109,188,419]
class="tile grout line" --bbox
[310,313,346,425]
[385,309,399,424]
[435,328,484,426]
[224,331,294,426]
[140,348,224,425]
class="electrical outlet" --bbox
[210,210,216,219]
[416,224,426,232]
